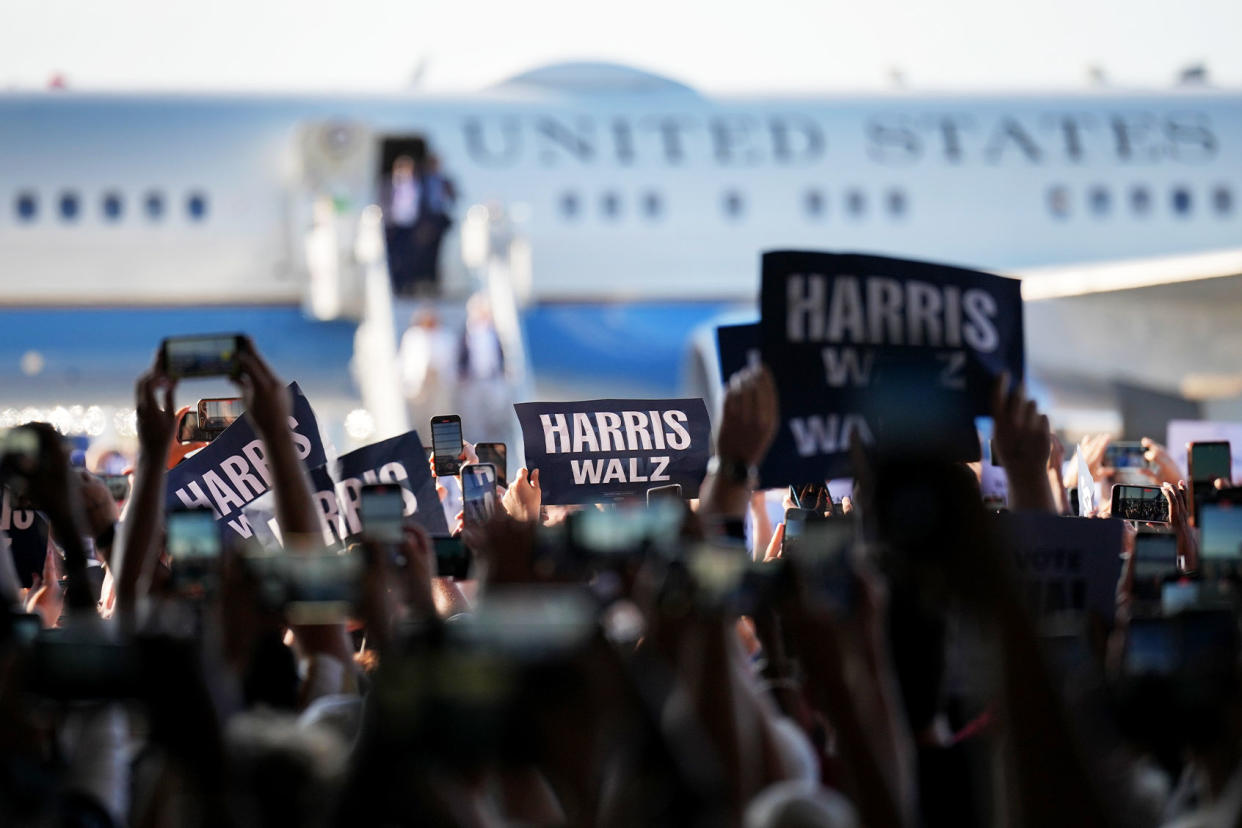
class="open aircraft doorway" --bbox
[376,135,457,299]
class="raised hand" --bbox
[234,338,291,440]
[990,374,1055,513]
[135,365,178,453]
[1163,480,1198,572]
[501,467,541,522]
[1141,437,1185,486]
[716,363,779,468]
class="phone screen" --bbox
[430,417,464,476]
[166,509,221,592]
[1200,503,1242,559]
[167,509,221,563]
[161,335,241,379]
[462,464,496,523]
[1113,485,1169,522]
[475,443,508,488]
[360,484,405,544]
[1125,618,1180,676]
[198,398,243,430]
[1105,442,1149,470]
[433,536,471,579]
[1133,532,1178,580]
[285,551,363,624]
[101,474,130,504]
[646,484,683,505]
[1191,442,1231,482]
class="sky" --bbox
[1,0,1239,95]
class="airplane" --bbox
[2,61,1240,450]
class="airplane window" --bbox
[144,192,164,220]
[1088,186,1110,216]
[1047,185,1070,219]
[722,190,745,219]
[886,189,907,217]
[1171,186,1192,216]
[846,189,866,217]
[102,192,124,222]
[15,192,37,222]
[58,192,80,222]
[559,192,580,219]
[600,191,621,219]
[1213,186,1233,215]
[803,190,825,217]
[641,191,663,219]
[1130,186,1151,216]
[186,192,209,221]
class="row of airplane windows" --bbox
[7,191,210,224]
[556,188,911,221]
[1047,183,1234,219]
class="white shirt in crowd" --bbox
[464,324,502,381]
[389,177,419,227]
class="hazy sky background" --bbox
[1,0,1238,94]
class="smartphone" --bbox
[28,637,142,700]
[159,334,242,379]
[1124,617,1181,676]
[9,611,41,648]
[461,463,497,524]
[1190,441,1232,523]
[1133,531,1178,581]
[1200,502,1242,560]
[359,483,405,544]
[430,415,464,477]
[177,410,200,444]
[475,442,508,488]
[1105,442,1150,470]
[100,474,130,504]
[781,507,814,556]
[285,550,363,625]
[433,535,472,580]
[166,508,221,592]
[1112,484,1169,523]
[197,397,243,439]
[646,483,683,505]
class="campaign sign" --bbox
[760,251,1024,482]
[242,464,345,551]
[334,430,448,539]
[995,513,1124,623]
[166,383,327,540]
[715,323,760,384]
[2,489,48,588]
[515,399,712,504]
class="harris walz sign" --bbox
[760,251,1024,484]
[515,399,712,504]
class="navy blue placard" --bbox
[715,323,760,384]
[334,430,448,538]
[165,382,326,539]
[3,489,49,589]
[759,251,1024,484]
[515,399,712,504]
[994,513,1124,625]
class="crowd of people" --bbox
[0,332,1240,828]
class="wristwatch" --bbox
[707,455,757,488]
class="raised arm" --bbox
[234,340,354,677]
[991,374,1056,514]
[700,364,779,523]
[114,367,178,624]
